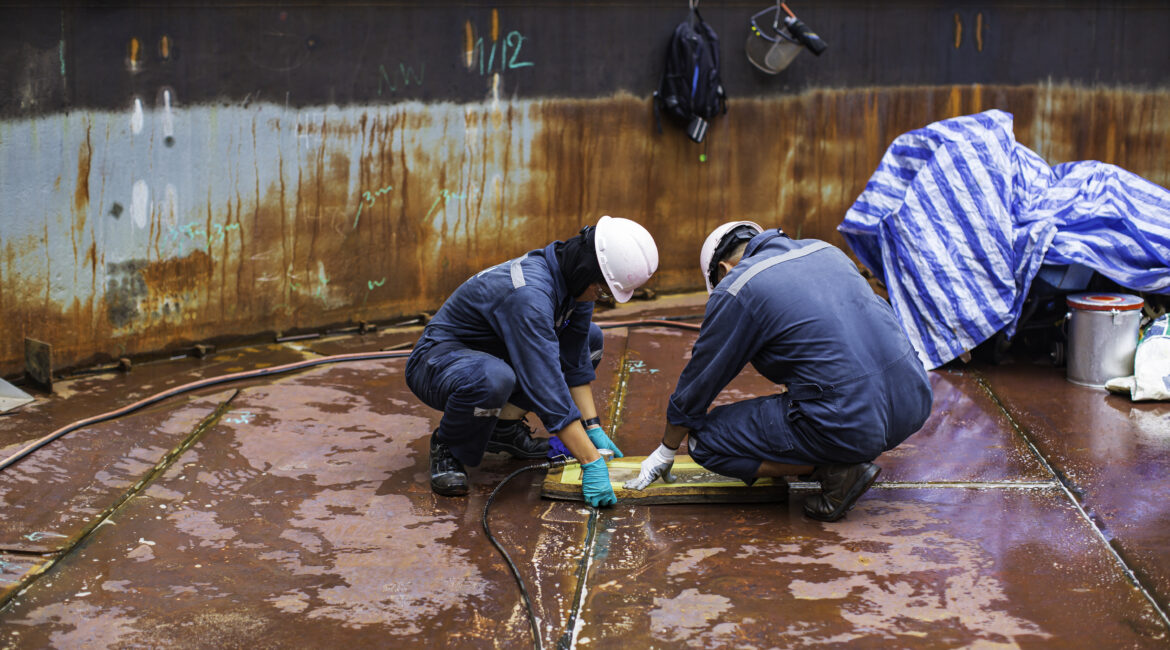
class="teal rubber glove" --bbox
[585,425,624,458]
[580,457,617,507]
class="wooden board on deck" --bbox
[542,455,789,504]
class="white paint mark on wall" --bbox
[131,98,144,135]
[161,89,174,140]
[131,180,149,229]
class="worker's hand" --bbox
[585,425,624,458]
[623,444,677,490]
[580,457,617,507]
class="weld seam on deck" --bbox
[561,343,631,649]
[0,548,62,558]
[559,508,600,650]
[0,390,240,614]
[871,480,1060,489]
[607,344,633,449]
[975,373,1170,630]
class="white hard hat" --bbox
[699,221,764,293]
[595,215,658,303]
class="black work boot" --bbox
[802,462,881,522]
[429,433,469,497]
[485,419,550,459]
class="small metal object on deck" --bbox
[193,344,215,358]
[24,338,52,391]
[0,376,34,412]
[542,454,788,504]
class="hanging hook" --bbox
[773,1,798,30]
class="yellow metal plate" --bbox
[542,455,789,504]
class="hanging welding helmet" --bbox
[745,3,803,74]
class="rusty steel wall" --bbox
[4,85,1168,377]
[2,1,1170,376]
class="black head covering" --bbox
[555,226,605,299]
[707,225,761,290]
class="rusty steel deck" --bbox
[1,294,1168,647]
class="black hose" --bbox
[556,507,599,650]
[482,458,574,650]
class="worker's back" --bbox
[724,232,932,461]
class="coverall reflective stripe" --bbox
[668,231,933,480]
[406,242,601,466]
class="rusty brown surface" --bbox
[579,490,1167,648]
[0,391,233,554]
[880,370,1051,483]
[4,85,1170,377]
[0,300,1169,646]
[0,554,47,605]
[0,345,317,452]
[0,356,595,647]
[977,360,1170,618]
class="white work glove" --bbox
[623,444,678,490]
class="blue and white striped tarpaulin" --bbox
[839,109,1170,370]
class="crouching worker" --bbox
[625,222,931,521]
[407,216,658,507]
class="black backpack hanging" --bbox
[653,1,728,143]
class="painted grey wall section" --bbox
[1,99,552,332]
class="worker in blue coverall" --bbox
[625,222,932,522]
[407,216,659,507]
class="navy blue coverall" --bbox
[669,230,933,481]
[406,242,603,466]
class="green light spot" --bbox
[699,154,707,163]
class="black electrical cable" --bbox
[481,459,573,650]
[556,507,599,650]
[477,319,704,649]
[482,456,606,650]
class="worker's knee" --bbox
[477,364,517,404]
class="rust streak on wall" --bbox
[2,84,1170,377]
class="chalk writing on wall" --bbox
[378,63,425,95]
[353,183,393,229]
[167,221,240,251]
[468,30,534,76]
[464,10,534,76]
[422,188,467,223]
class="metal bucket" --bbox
[1066,293,1145,387]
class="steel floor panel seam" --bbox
[869,480,1061,489]
[0,391,240,614]
[605,334,633,447]
[974,370,1170,630]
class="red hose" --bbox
[0,318,702,472]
